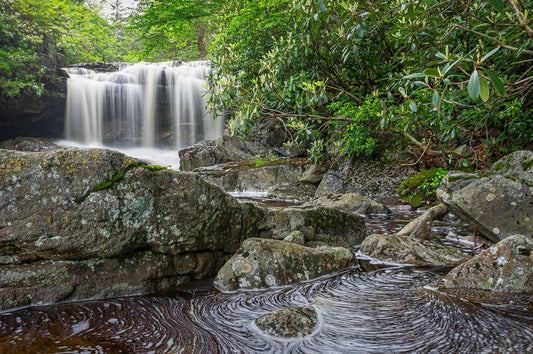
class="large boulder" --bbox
[0,147,249,310]
[213,238,356,291]
[359,234,470,267]
[256,204,367,248]
[194,158,312,194]
[444,234,533,294]
[437,150,533,242]
[316,153,417,204]
[255,306,318,338]
[178,134,256,171]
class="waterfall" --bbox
[64,61,223,152]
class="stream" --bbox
[1,207,532,353]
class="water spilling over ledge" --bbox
[62,61,224,167]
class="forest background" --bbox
[1,0,532,168]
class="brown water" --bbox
[1,208,532,353]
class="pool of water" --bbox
[1,207,531,353]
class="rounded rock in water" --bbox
[255,306,318,338]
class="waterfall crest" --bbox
[64,61,223,150]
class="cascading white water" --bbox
[63,61,223,159]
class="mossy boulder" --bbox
[437,150,532,242]
[213,238,356,291]
[398,168,448,207]
[444,235,533,294]
[0,147,249,310]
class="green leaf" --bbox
[468,69,480,100]
[485,69,506,96]
[356,24,366,38]
[398,87,407,97]
[403,73,432,79]
[488,0,505,12]
[479,78,490,102]
[480,47,499,63]
[409,100,418,113]
[432,90,441,108]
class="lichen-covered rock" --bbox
[283,231,305,245]
[178,134,256,171]
[437,150,533,242]
[309,193,390,215]
[258,205,367,248]
[299,164,327,184]
[0,137,62,152]
[359,234,470,267]
[255,306,318,338]
[194,159,310,193]
[0,147,248,310]
[315,153,418,204]
[213,238,356,291]
[444,235,533,293]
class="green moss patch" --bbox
[398,168,448,207]
[522,159,533,171]
[74,163,167,202]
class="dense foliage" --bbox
[0,0,136,97]
[1,0,531,166]
[208,0,533,166]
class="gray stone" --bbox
[316,154,417,204]
[258,205,367,248]
[299,164,327,184]
[359,234,470,267]
[309,193,390,215]
[444,234,533,294]
[213,238,356,291]
[437,150,533,242]
[255,306,318,338]
[0,137,63,152]
[283,231,305,245]
[178,134,256,171]
[194,159,311,193]
[0,147,248,310]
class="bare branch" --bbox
[506,0,533,39]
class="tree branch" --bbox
[506,0,533,39]
[455,25,533,55]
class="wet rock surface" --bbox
[0,147,248,310]
[255,306,318,338]
[309,193,390,215]
[444,234,533,294]
[213,238,356,291]
[437,150,533,242]
[359,233,470,267]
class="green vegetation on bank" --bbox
[1,0,531,167]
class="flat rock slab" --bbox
[360,234,470,267]
[213,238,357,291]
[444,234,533,294]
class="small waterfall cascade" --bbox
[64,61,223,150]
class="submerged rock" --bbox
[359,234,470,267]
[437,150,533,242]
[0,147,248,310]
[213,238,356,291]
[255,306,318,338]
[444,235,533,294]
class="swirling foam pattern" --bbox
[1,267,532,353]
